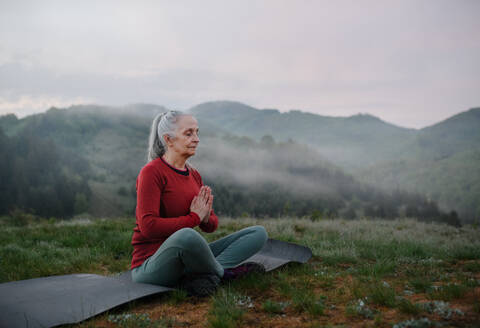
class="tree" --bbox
[260,135,275,148]
[74,193,89,214]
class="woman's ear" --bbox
[163,134,173,147]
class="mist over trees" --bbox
[193,135,460,226]
[0,104,467,227]
[0,126,91,218]
[191,101,480,224]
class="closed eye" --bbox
[185,129,199,137]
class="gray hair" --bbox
[147,110,186,162]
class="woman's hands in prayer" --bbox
[190,186,213,223]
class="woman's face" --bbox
[166,115,200,158]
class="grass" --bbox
[1,215,480,327]
[345,299,377,319]
[262,299,288,315]
[207,288,245,328]
[355,258,397,278]
[167,289,188,305]
[427,282,469,301]
[474,299,480,314]
[463,261,480,273]
[396,297,422,315]
[367,281,397,308]
[107,313,178,328]
[292,289,326,316]
[0,216,132,282]
[228,271,272,293]
[408,276,433,293]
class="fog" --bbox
[191,136,350,198]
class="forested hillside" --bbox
[0,125,90,218]
[195,135,459,225]
[0,105,460,226]
[358,108,480,223]
[190,102,480,223]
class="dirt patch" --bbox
[78,262,480,327]
[147,301,211,327]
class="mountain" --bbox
[411,107,480,159]
[358,107,480,222]
[189,101,416,170]
[0,104,458,225]
[190,101,480,223]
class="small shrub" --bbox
[9,208,36,226]
[262,299,289,315]
[294,224,306,234]
[368,281,396,308]
[350,280,368,300]
[230,271,271,292]
[463,261,480,273]
[396,297,422,315]
[292,289,325,316]
[357,259,396,278]
[310,210,323,222]
[168,289,188,305]
[274,271,293,296]
[427,283,468,301]
[449,246,480,260]
[208,289,244,328]
[408,277,432,293]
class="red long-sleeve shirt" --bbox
[130,157,218,269]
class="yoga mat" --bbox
[0,238,312,328]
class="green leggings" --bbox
[131,225,268,286]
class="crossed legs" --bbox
[131,225,268,286]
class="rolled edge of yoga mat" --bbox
[0,274,173,328]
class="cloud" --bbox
[0,95,93,118]
[0,1,479,127]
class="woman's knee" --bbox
[249,225,268,245]
[174,227,206,248]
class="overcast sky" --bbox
[1,0,479,128]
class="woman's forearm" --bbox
[137,212,201,239]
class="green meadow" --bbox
[1,215,479,327]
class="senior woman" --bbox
[131,110,268,294]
